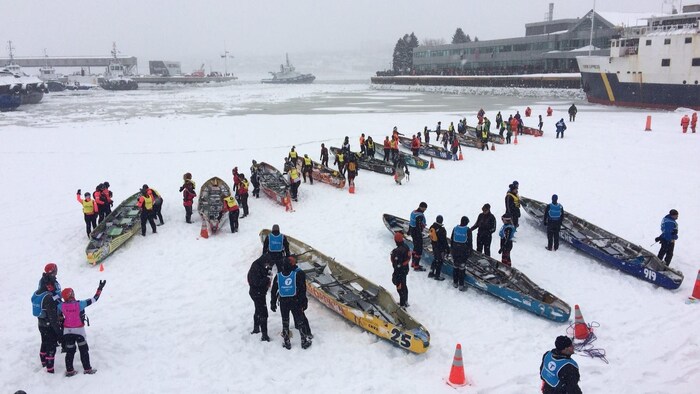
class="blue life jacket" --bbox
[452,226,469,244]
[660,215,678,241]
[548,203,563,220]
[540,351,578,388]
[409,210,424,228]
[268,234,284,252]
[499,224,516,239]
[277,270,297,298]
[31,291,50,318]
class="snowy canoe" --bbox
[397,151,429,170]
[456,133,484,149]
[295,157,346,189]
[329,147,395,176]
[398,136,454,160]
[198,177,232,235]
[520,126,543,137]
[256,161,292,206]
[86,191,142,265]
[520,196,684,290]
[382,214,571,322]
[259,229,430,354]
[466,125,506,144]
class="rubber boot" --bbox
[282,329,291,350]
[250,316,260,334]
[260,318,270,342]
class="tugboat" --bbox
[0,69,22,111]
[3,41,47,105]
[261,53,315,84]
[577,8,700,110]
[97,43,138,91]
[38,50,68,92]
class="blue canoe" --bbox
[521,196,683,290]
[382,214,571,322]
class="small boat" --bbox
[397,151,429,169]
[465,125,505,144]
[521,196,684,290]
[0,70,22,111]
[261,53,315,84]
[382,214,571,322]
[259,229,430,353]
[198,177,232,235]
[98,43,138,91]
[86,192,142,265]
[456,133,484,149]
[295,158,346,189]
[3,42,47,105]
[520,125,544,137]
[255,162,292,207]
[38,50,68,92]
[329,147,395,176]
[398,136,454,160]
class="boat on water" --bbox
[521,196,684,290]
[86,192,142,265]
[37,50,68,92]
[382,214,571,322]
[261,53,315,84]
[576,9,700,110]
[98,43,138,91]
[255,162,292,207]
[3,41,47,105]
[0,70,22,111]
[259,229,430,353]
[198,177,232,235]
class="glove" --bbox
[270,302,277,312]
[654,237,661,242]
[498,249,502,254]
[110,201,114,207]
[98,280,107,290]
[77,189,81,195]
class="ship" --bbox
[37,50,68,92]
[97,43,138,91]
[261,53,315,84]
[577,8,700,110]
[3,41,47,104]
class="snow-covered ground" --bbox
[1,83,699,393]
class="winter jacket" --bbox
[505,192,521,218]
[660,214,678,241]
[391,242,411,276]
[429,222,450,255]
[248,255,272,297]
[556,120,567,133]
[36,288,61,333]
[470,212,497,235]
[182,187,196,207]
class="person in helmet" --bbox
[428,215,449,281]
[219,194,240,233]
[237,173,250,218]
[93,184,107,224]
[247,254,273,342]
[32,278,61,374]
[76,189,98,237]
[262,224,290,271]
[390,232,411,307]
[301,154,314,185]
[451,216,473,291]
[180,180,196,224]
[270,256,311,350]
[58,280,106,376]
[408,202,428,271]
[505,183,521,228]
[250,161,261,199]
[319,144,329,167]
[136,186,157,236]
[101,181,113,216]
[38,263,61,295]
[498,215,517,266]
[288,147,299,167]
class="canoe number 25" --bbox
[390,328,412,348]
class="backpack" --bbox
[429,227,438,242]
[31,291,48,317]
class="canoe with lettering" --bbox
[397,136,454,160]
[86,191,142,265]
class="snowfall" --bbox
[1,81,698,394]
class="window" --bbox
[664,38,671,45]
[692,58,700,66]
[661,59,671,67]
[646,40,652,46]
[685,37,692,44]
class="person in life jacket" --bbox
[76,189,98,237]
[334,150,346,176]
[451,216,473,291]
[346,154,358,188]
[383,136,391,162]
[681,114,690,133]
[540,336,582,394]
[250,161,261,199]
[301,154,314,185]
[451,135,460,161]
[691,112,697,133]
[288,146,299,166]
[366,136,376,158]
[262,224,290,271]
[434,121,442,142]
[93,184,107,224]
[147,187,165,226]
[509,115,519,142]
[408,202,428,271]
[546,106,553,116]
[390,135,400,163]
[470,204,497,256]
[287,257,313,340]
[390,232,411,307]
[270,256,311,350]
[495,111,503,130]
[219,194,240,233]
[101,181,113,216]
[359,133,366,155]
[410,134,421,157]
[656,209,679,266]
[248,253,273,342]
[505,183,521,228]
[33,278,62,374]
[319,144,329,167]
[428,215,449,281]
[479,124,489,151]
[38,263,61,296]
[393,154,409,185]
[525,107,532,117]
[544,194,565,251]
[287,166,301,202]
[136,185,157,236]
[237,173,250,218]
[180,180,196,224]
[58,280,106,376]
[498,214,516,267]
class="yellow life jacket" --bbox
[289,151,298,159]
[337,153,344,162]
[142,195,154,210]
[304,157,312,166]
[367,141,374,149]
[82,200,94,214]
[290,168,300,180]
[223,196,238,208]
[507,192,520,208]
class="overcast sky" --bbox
[0,0,683,73]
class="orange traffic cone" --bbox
[429,157,435,169]
[99,263,104,272]
[573,304,591,340]
[447,343,468,387]
[458,150,463,161]
[491,143,495,151]
[645,115,652,131]
[200,221,209,239]
[691,270,700,299]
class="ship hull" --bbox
[261,75,315,84]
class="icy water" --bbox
[0,81,586,128]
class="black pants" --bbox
[64,333,92,372]
[97,206,106,224]
[250,292,268,333]
[252,183,260,198]
[154,201,164,224]
[102,203,112,217]
[238,193,249,216]
[140,210,157,235]
[500,239,513,265]
[290,181,300,200]
[657,239,675,265]
[227,210,239,233]
[84,214,97,237]
[383,149,390,162]
[430,248,445,276]
[512,214,520,228]
[412,148,419,156]
[302,167,313,184]
[452,253,467,287]
[392,271,408,306]
[547,223,561,250]
[570,114,576,122]
[269,252,284,271]
[411,231,423,267]
[337,161,345,176]
[556,131,564,138]
[476,233,492,256]
[184,205,193,223]
[321,156,328,167]
[38,325,58,373]
[280,299,309,339]
[367,149,375,158]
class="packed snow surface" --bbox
[1,82,699,393]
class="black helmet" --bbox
[103,181,110,188]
